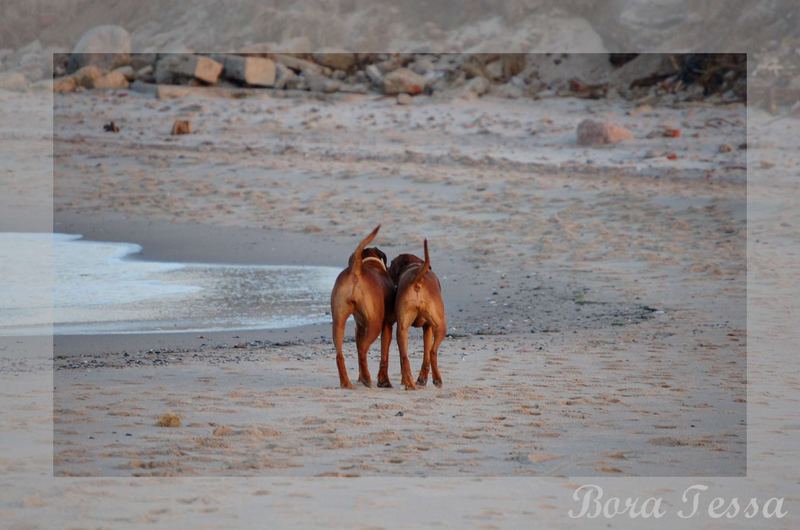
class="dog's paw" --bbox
[403,382,417,391]
[377,379,393,388]
[433,379,443,388]
[340,382,356,390]
[416,376,428,387]
[358,377,372,388]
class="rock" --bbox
[0,72,27,91]
[312,51,357,71]
[274,62,296,89]
[608,53,677,89]
[576,119,634,146]
[171,120,191,135]
[383,68,426,95]
[410,57,435,75]
[365,64,384,88]
[491,82,524,99]
[303,72,339,93]
[135,65,154,81]
[68,25,131,73]
[71,65,106,88]
[103,121,120,133]
[501,54,527,80]
[396,93,413,105]
[113,65,135,81]
[484,59,503,81]
[274,54,324,75]
[719,143,734,153]
[464,76,490,97]
[53,76,77,93]
[222,55,275,86]
[129,53,157,71]
[155,55,223,85]
[93,71,129,89]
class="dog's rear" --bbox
[391,239,447,389]
[330,225,395,388]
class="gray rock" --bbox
[274,62,296,89]
[365,64,384,88]
[68,25,131,73]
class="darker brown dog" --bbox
[330,225,395,389]
[388,240,447,390]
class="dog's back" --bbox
[390,240,447,389]
[330,225,395,388]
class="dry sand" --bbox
[4,85,797,528]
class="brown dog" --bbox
[330,225,395,389]
[388,240,447,390]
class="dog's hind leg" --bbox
[416,325,433,386]
[430,326,446,388]
[356,321,380,387]
[377,323,393,388]
[332,298,355,389]
[396,319,417,390]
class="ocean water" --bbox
[0,233,340,335]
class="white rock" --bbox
[68,25,131,73]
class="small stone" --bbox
[576,119,633,146]
[113,65,135,81]
[396,93,413,105]
[103,121,120,133]
[171,120,191,135]
[312,51,357,71]
[71,65,105,88]
[719,143,733,153]
[365,64,384,88]
[93,70,129,89]
[383,67,426,95]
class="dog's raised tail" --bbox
[412,239,431,286]
[352,224,381,276]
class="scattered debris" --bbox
[103,121,120,133]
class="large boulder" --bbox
[382,67,426,95]
[67,25,131,73]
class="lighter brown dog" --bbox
[389,240,447,390]
[330,225,395,389]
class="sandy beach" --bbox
[42,86,748,478]
[0,41,798,527]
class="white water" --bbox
[0,233,340,335]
